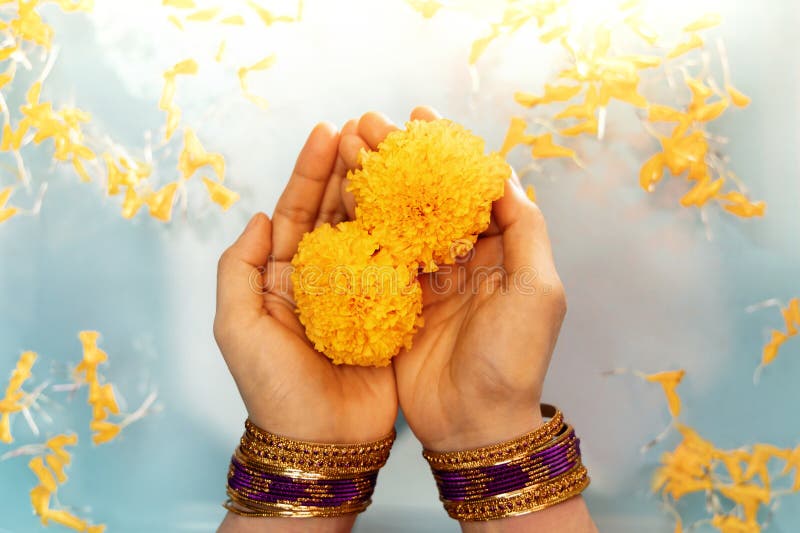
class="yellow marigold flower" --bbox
[347,119,509,272]
[291,222,423,367]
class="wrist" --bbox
[421,406,544,452]
[246,397,397,445]
[421,405,590,524]
[220,513,356,533]
[224,420,395,521]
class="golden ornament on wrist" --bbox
[422,404,590,521]
[224,420,396,518]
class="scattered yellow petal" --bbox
[469,27,500,65]
[716,191,765,218]
[238,54,277,110]
[680,177,724,207]
[668,33,704,59]
[648,104,686,122]
[220,14,245,25]
[683,13,722,33]
[618,0,639,10]
[185,6,220,22]
[90,419,122,445]
[531,133,575,159]
[247,0,295,26]
[0,350,37,442]
[29,485,51,516]
[624,15,658,45]
[499,116,537,157]
[0,72,13,89]
[711,515,760,533]
[42,509,87,530]
[645,370,685,417]
[639,153,665,192]
[727,85,751,107]
[539,24,569,43]
[718,484,770,523]
[29,456,58,493]
[406,0,443,19]
[178,128,225,180]
[121,187,144,219]
[45,454,68,484]
[202,177,239,210]
[167,14,184,30]
[145,182,180,222]
[163,0,195,8]
[525,184,536,202]
[693,99,729,122]
[0,186,19,224]
[215,40,226,62]
[560,118,597,137]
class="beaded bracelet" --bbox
[225,420,396,518]
[423,404,590,521]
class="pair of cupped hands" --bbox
[214,105,566,465]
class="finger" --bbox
[215,213,272,331]
[339,133,368,170]
[358,111,399,150]
[492,179,557,274]
[272,122,339,260]
[341,113,398,220]
[482,170,521,238]
[316,119,357,227]
[409,105,442,122]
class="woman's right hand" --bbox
[340,107,598,533]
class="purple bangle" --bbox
[432,428,581,502]
[228,454,377,507]
[224,421,396,518]
[423,406,590,521]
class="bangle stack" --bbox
[225,420,396,518]
[423,404,589,521]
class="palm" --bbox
[250,259,397,442]
[394,231,555,450]
[215,121,396,444]
[337,107,566,451]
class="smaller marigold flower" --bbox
[291,222,423,367]
[347,119,509,273]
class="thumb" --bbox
[215,213,272,335]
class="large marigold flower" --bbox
[347,119,510,272]
[291,221,423,367]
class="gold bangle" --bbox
[225,420,396,518]
[423,404,564,471]
[422,405,590,521]
[442,464,590,521]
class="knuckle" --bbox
[275,203,316,225]
[549,282,567,318]
[212,314,232,349]
[217,247,235,272]
[523,201,546,224]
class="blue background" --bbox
[1,0,798,531]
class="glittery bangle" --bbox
[422,404,564,471]
[225,420,396,518]
[422,405,590,521]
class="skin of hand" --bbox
[214,122,397,533]
[339,107,598,533]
